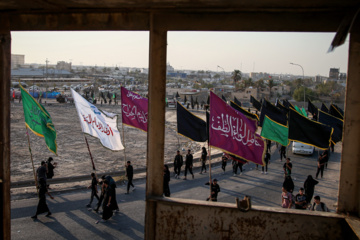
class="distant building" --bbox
[11,54,25,69]
[56,61,72,71]
[329,68,340,80]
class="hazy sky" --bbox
[11,31,349,77]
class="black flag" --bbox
[221,95,227,102]
[230,101,259,121]
[308,100,318,117]
[283,99,295,110]
[250,95,262,111]
[184,95,187,103]
[333,104,344,116]
[260,99,287,126]
[207,95,210,104]
[329,104,344,120]
[321,103,329,113]
[318,110,343,143]
[191,96,194,109]
[234,96,242,107]
[288,108,332,149]
[276,99,288,113]
[177,102,207,142]
[176,91,180,98]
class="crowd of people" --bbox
[31,141,333,222]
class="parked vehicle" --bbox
[292,141,314,155]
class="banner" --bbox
[20,85,57,155]
[210,92,265,165]
[261,115,289,147]
[259,99,287,127]
[321,103,329,113]
[177,102,207,142]
[318,110,343,143]
[121,87,148,132]
[230,101,259,121]
[288,108,332,150]
[250,95,262,111]
[329,104,344,120]
[307,100,318,117]
[71,89,124,151]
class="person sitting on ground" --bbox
[311,196,330,212]
[295,188,308,210]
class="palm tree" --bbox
[232,70,242,89]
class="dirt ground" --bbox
[10,99,208,183]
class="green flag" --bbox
[294,105,302,115]
[261,115,289,146]
[301,107,307,117]
[20,85,57,155]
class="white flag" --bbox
[71,89,124,151]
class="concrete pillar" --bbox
[0,18,11,240]
[144,13,167,240]
[337,29,360,216]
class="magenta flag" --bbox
[121,87,148,132]
[210,92,266,165]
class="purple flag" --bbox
[121,87,148,132]
[210,92,266,165]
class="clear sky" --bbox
[11,31,349,77]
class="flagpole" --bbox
[84,135,96,174]
[122,122,127,170]
[25,126,38,194]
[208,141,212,199]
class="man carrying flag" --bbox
[20,85,57,155]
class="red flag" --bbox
[121,87,148,132]
[210,92,266,165]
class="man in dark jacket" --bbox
[183,149,194,180]
[206,179,220,202]
[126,161,136,194]
[174,150,183,179]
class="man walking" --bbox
[206,179,220,202]
[183,149,194,180]
[283,158,292,177]
[279,145,286,162]
[174,150,183,179]
[86,173,99,208]
[126,161,136,194]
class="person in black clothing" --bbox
[46,157,57,180]
[163,165,171,197]
[316,154,326,179]
[304,175,318,203]
[126,161,136,194]
[330,142,334,153]
[173,150,183,179]
[262,151,270,174]
[87,173,99,208]
[266,140,272,153]
[294,187,308,210]
[283,158,292,177]
[206,179,220,202]
[183,149,194,180]
[98,175,119,212]
[279,145,286,162]
[96,180,114,223]
[200,147,207,174]
[320,149,329,169]
[31,178,54,219]
[221,155,227,174]
[283,175,294,194]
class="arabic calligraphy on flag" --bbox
[210,92,266,165]
[121,87,148,132]
[71,89,124,151]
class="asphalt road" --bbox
[11,143,341,240]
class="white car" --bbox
[292,141,314,155]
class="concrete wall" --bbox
[153,197,357,240]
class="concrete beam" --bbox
[337,30,360,216]
[0,20,11,240]
[145,13,167,240]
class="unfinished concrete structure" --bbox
[1,1,360,239]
